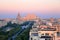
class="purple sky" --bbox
[0,0,60,18]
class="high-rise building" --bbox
[16,12,21,21]
[0,20,7,27]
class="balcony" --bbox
[57,32,60,37]
[31,33,38,36]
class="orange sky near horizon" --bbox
[0,0,60,13]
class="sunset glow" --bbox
[0,0,60,18]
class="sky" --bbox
[0,0,60,18]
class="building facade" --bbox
[29,19,60,40]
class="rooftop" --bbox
[38,28,56,31]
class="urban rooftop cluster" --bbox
[0,13,60,40]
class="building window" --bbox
[45,33,49,36]
[57,32,60,37]
[31,33,38,36]
[51,34,53,36]
[42,34,44,36]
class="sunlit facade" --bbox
[29,18,60,40]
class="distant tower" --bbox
[16,12,21,21]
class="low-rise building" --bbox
[0,20,7,28]
[29,20,60,40]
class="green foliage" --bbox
[8,26,22,37]
[0,22,22,40]
[0,21,34,40]
[0,34,8,40]
[15,21,34,40]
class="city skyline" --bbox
[0,12,60,19]
[0,0,60,18]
